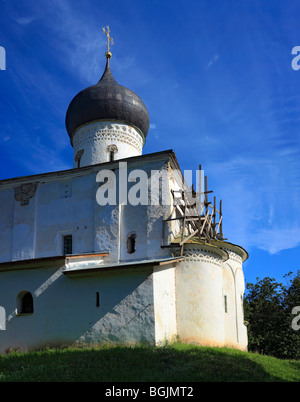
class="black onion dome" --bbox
[65,59,150,142]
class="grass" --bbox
[0,342,299,382]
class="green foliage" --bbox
[0,343,299,382]
[244,270,300,359]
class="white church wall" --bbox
[0,149,248,351]
[69,175,95,254]
[235,266,248,350]
[0,152,175,265]
[152,264,177,344]
[0,264,155,353]
[222,251,248,351]
[35,180,74,258]
[116,158,172,263]
[165,165,184,244]
[93,203,119,261]
[36,174,97,258]
[0,173,97,263]
[119,203,147,261]
[222,262,238,347]
[76,268,155,346]
[12,190,36,261]
[145,161,172,259]
[175,246,225,347]
[0,188,13,262]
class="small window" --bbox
[63,235,72,255]
[17,291,34,315]
[75,149,84,168]
[96,292,100,307]
[109,150,114,162]
[127,233,136,254]
[107,145,118,162]
[224,295,228,313]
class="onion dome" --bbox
[65,58,150,143]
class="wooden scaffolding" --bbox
[162,165,225,255]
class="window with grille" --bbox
[63,235,72,255]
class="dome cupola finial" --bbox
[102,25,114,60]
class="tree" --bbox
[244,270,300,360]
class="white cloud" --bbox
[14,16,38,25]
[205,152,300,256]
[248,227,300,255]
[207,54,219,69]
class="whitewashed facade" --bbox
[0,150,248,353]
[0,52,248,353]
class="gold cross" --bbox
[102,25,114,58]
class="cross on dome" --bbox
[102,25,114,59]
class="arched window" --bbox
[107,145,118,162]
[17,291,34,315]
[75,149,84,168]
[127,233,136,254]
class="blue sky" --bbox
[1,0,300,286]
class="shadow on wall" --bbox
[1,265,155,352]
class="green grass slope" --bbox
[0,342,299,382]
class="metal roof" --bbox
[62,256,184,275]
[65,58,150,142]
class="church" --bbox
[0,28,248,353]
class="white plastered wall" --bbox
[175,245,225,347]
[222,250,248,351]
[152,264,177,344]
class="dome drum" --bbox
[72,120,144,167]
